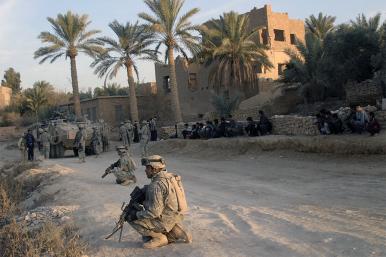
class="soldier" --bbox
[100,119,109,152]
[125,120,134,146]
[24,129,35,161]
[102,146,137,185]
[128,155,192,249]
[133,121,140,143]
[18,132,27,162]
[140,120,151,157]
[40,128,51,159]
[149,117,158,141]
[91,127,102,157]
[119,122,129,146]
[74,124,86,163]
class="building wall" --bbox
[249,5,305,80]
[80,96,131,126]
[154,5,305,122]
[0,86,12,109]
[137,82,157,96]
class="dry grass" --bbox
[0,162,88,257]
[0,220,88,257]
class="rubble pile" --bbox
[17,206,76,231]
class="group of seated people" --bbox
[316,106,381,136]
[181,111,273,140]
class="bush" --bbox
[0,221,88,257]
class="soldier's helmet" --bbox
[141,155,166,170]
[142,120,148,125]
[116,145,128,153]
[44,128,48,132]
[38,128,43,133]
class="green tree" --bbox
[305,13,336,40]
[199,11,272,94]
[79,88,93,100]
[34,11,104,119]
[92,21,155,121]
[322,20,381,92]
[139,0,201,123]
[24,85,48,123]
[1,68,21,93]
[372,23,386,97]
[283,33,327,102]
[93,83,129,97]
[351,13,382,32]
[211,94,240,117]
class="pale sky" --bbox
[0,0,385,92]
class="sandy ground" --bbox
[2,140,386,257]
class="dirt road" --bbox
[4,141,386,257]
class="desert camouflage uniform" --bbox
[108,153,137,185]
[130,170,183,236]
[18,135,27,162]
[75,128,86,162]
[120,124,129,146]
[40,130,51,159]
[125,121,134,146]
[91,128,102,157]
[140,122,151,157]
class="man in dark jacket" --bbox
[24,129,35,161]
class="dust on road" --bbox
[4,141,386,257]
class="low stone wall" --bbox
[345,80,382,106]
[271,115,319,136]
[160,115,319,138]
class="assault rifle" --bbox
[101,167,112,178]
[105,186,147,242]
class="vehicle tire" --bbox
[57,143,65,158]
[49,144,56,158]
[73,147,79,157]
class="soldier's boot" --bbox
[166,223,192,244]
[143,232,168,249]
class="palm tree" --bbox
[34,11,104,119]
[283,33,326,102]
[199,12,273,93]
[351,13,382,32]
[25,85,48,123]
[91,21,156,121]
[305,13,336,40]
[139,0,201,123]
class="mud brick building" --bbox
[155,5,305,121]
[0,86,12,109]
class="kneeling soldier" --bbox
[128,155,192,249]
[102,146,137,185]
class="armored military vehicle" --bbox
[47,119,100,158]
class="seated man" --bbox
[257,110,272,135]
[350,106,369,134]
[102,146,137,185]
[129,155,192,249]
[182,124,192,139]
[245,117,258,137]
[329,113,343,134]
[367,112,381,136]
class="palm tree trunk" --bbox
[126,65,139,122]
[70,56,82,119]
[168,48,183,123]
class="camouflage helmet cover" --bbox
[116,145,128,152]
[141,155,166,170]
